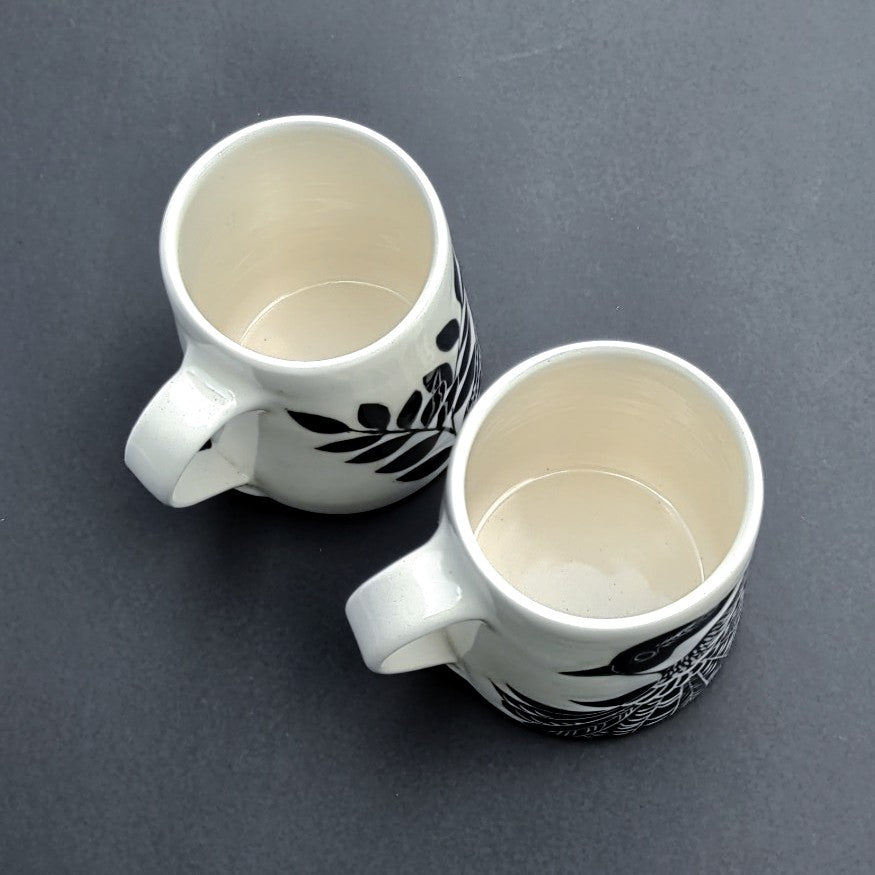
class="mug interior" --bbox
[463,347,752,619]
[171,120,435,361]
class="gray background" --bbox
[2,1,873,872]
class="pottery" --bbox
[346,342,763,737]
[125,116,479,511]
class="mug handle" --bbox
[124,351,265,507]
[346,525,489,674]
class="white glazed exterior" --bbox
[346,342,764,737]
[125,117,478,512]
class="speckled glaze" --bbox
[346,342,763,737]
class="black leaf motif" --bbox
[285,252,479,484]
[421,362,452,427]
[317,434,384,453]
[435,319,460,352]
[421,396,437,427]
[452,315,476,411]
[451,303,476,414]
[471,346,482,411]
[347,434,411,464]
[358,403,391,430]
[375,433,441,474]
[396,391,423,429]
[454,350,478,414]
[396,446,452,482]
[288,410,349,434]
[457,298,470,348]
[423,363,453,394]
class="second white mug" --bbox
[347,342,763,737]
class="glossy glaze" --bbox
[347,342,763,736]
[125,116,479,511]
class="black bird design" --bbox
[562,589,732,678]
[491,580,745,738]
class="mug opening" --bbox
[449,342,763,630]
[161,117,446,369]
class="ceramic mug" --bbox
[346,342,763,737]
[125,116,480,511]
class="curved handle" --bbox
[346,526,489,674]
[125,354,263,507]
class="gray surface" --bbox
[1,1,873,872]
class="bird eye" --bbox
[634,649,657,663]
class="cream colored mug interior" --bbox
[173,122,435,361]
[465,350,749,618]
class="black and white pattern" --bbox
[492,580,745,738]
[287,257,480,483]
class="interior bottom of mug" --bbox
[172,120,438,362]
[236,279,410,360]
[462,344,751,621]
[474,467,704,618]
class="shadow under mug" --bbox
[346,342,763,737]
[125,116,479,511]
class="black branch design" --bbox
[287,257,481,483]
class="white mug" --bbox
[346,342,763,737]
[125,117,480,511]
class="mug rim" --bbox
[158,115,450,374]
[446,341,764,634]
